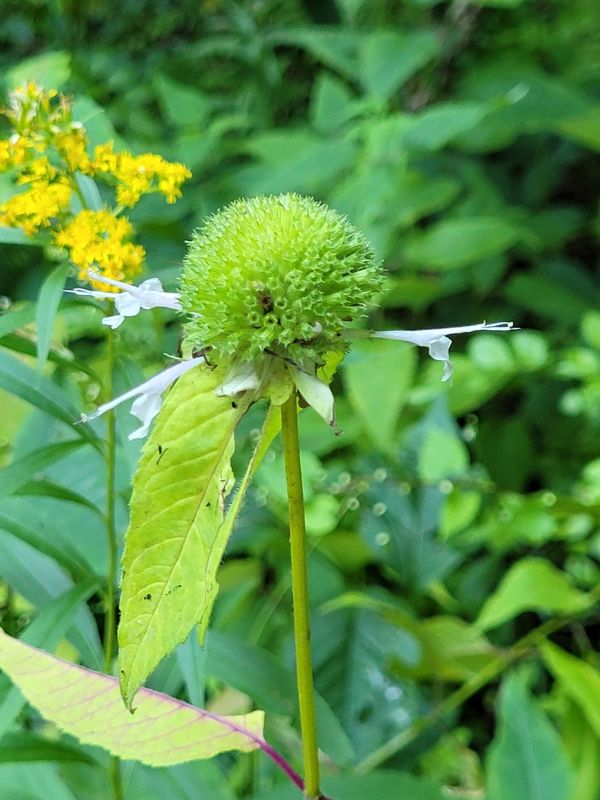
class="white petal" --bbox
[290,367,335,427]
[374,321,514,344]
[114,292,142,318]
[128,393,163,440]
[64,287,115,300]
[101,314,125,329]
[216,363,260,396]
[83,358,204,425]
[373,321,514,382]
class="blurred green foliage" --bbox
[0,1,599,798]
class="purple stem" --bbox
[260,740,333,800]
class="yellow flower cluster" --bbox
[92,143,191,207]
[0,82,191,290]
[0,179,71,236]
[54,211,145,289]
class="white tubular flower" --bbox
[373,322,514,381]
[215,362,261,397]
[65,272,181,329]
[289,366,335,427]
[82,358,203,440]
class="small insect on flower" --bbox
[73,194,515,438]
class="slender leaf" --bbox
[486,672,573,800]
[36,264,69,369]
[118,363,249,707]
[0,226,44,245]
[0,512,96,582]
[0,732,97,765]
[0,306,35,338]
[0,628,265,765]
[0,349,99,447]
[0,440,86,500]
[541,642,600,739]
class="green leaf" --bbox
[0,732,97,765]
[541,642,600,740]
[0,579,98,738]
[403,103,486,150]
[36,264,69,370]
[206,630,354,766]
[118,364,248,708]
[475,557,590,631]
[0,512,96,582]
[0,226,44,245]
[360,30,439,101]
[486,673,573,800]
[0,440,85,501]
[254,770,444,800]
[196,404,281,635]
[7,51,71,89]
[0,628,265,765]
[310,73,354,134]
[154,74,210,127]
[418,426,469,483]
[267,28,361,80]
[0,305,36,338]
[74,173,103,211]
[343,339,416,451]
[405,217,523,270]
[0,349,99,447]
[412,616,494,681]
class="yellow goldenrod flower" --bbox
[16,156,57,184]
[54,210,145,290]
[91,143,191,207]
[0,179,71,236]
[55,127,91,174]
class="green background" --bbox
[0,1,599,798]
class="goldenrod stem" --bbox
[281,392,320,800]
[104,327,124,800]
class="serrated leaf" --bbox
[193,404,280,643]
[475,557,590,631]
[0,628,265,765]
[118,364,249,707]
[486,673,573,800]
[36,265,69,369]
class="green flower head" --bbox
[179,194,382,366]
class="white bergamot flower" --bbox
[72,194,515,437]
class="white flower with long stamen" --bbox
[73,196,517,439]
[372,321,515,381]
[83,358,203,440]
[65,271,181,329]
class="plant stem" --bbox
[103,327,118,673]
[104,326,124,800]
[280,392,320,800]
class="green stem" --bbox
[103,327,124,800]
[281,392,320,800]
[103,327,118,673]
